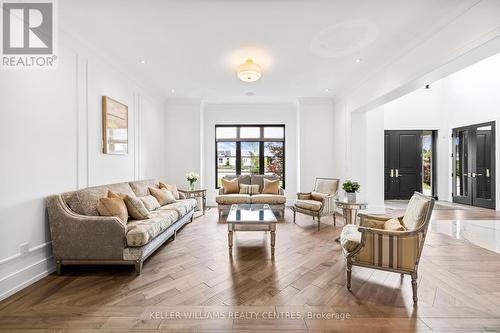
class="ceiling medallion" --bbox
[237,59,262,82]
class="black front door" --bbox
[452,121,496,209]
[385,131,423,200]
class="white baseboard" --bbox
[0,257,55,301]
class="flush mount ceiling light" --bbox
[237,59,262,82]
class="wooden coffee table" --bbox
[226,204,277,256]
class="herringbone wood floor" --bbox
[1,205,500,332]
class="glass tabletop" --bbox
[227,204,277,223]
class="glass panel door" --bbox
[472,123,495,209]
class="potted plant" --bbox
[342,180,360,202]
[186,172,200,191]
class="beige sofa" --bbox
[216,175,286,217]
[46,179,197,275]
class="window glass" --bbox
[216,127,237,139]
[240,127,260,138]
[217,142,236,187]
[264,127,284,139]
[241,142,260,175]
[265,142,284,186]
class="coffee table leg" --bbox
[270,225,276,256]
[228,224,233,255]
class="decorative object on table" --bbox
[186,172,200,191]
[342,180,360,202]
[178,188,207,215]
[292,177,339,231]
[102,96,128,155]
[340,192,435,305]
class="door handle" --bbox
[486,169,490,177]
[395,169,401,177]
[463,173,471,177]
[472,173,483,177]
[390,169,394,178]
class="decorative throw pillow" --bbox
[159,182,180,200]
[97,197,128,225]
[384,218,406,231]
[107,190,125,199]
[140,195,161,211]
[222,178,239,194]
[239,184,260,194]
[149,187,176,206]
[123,195,150,220]
[262,178,280,194]
[310,191,327,202]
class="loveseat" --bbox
[46,179,197,275]
[216,175,286,217]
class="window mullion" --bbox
[236,141,241,175]
[259,141,264,175]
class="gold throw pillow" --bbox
[123,195,150,220]
[262,178,280,194]
[311,191,327,202]
[97,197,128,225]
[149,187,176,206]
[222,178,239,194]
[140,195,161,211]
[239,184,260,194]
[384,218,406,231]
[159,182,180,200]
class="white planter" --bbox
[346,192,356,203]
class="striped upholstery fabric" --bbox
[353,231,423,272]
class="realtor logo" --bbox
[1,0,57,68]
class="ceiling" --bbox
[60,0,479,102]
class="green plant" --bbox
[342,180,360,193]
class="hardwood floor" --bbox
[1,205,500,332]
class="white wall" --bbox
[0,36,165,300]
[298,99,336,191]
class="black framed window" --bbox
[215,125,285,188]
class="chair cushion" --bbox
[216,194,251,204]
[222,178,240,194]
[251,194,286,204]
[295,199,322,211]
[403,195,430,230]
[310,191,327,202]
[159,199,197,216]
[340,224,361,252]
[126,210,179,247]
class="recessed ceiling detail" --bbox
[310,19,379,58]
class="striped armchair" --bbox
[340,192,435,304]
[292,177,339,230]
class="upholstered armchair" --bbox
[340,192,435,304]
[292,177,339,230]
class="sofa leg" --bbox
[346,262,352,291]
[293,209,296,224]
[317,216,321,231]
[173,230,177,240]
[333,212,336,226]
[135,261,143,275]
[411,272,418,305]
[56,260,62,275]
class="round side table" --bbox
[335,199,368,226]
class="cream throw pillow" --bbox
[222,178,239,194]
[140,195,160,211]
[149,187,176,206]
[384,218,406,231]
[97,197,128,225]
[262,178,280,194]
[123,195,150,220]
[159,182,180,200]
[240,184,260,194]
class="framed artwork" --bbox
[102,96,128,155]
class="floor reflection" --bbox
[430,219,500,254]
